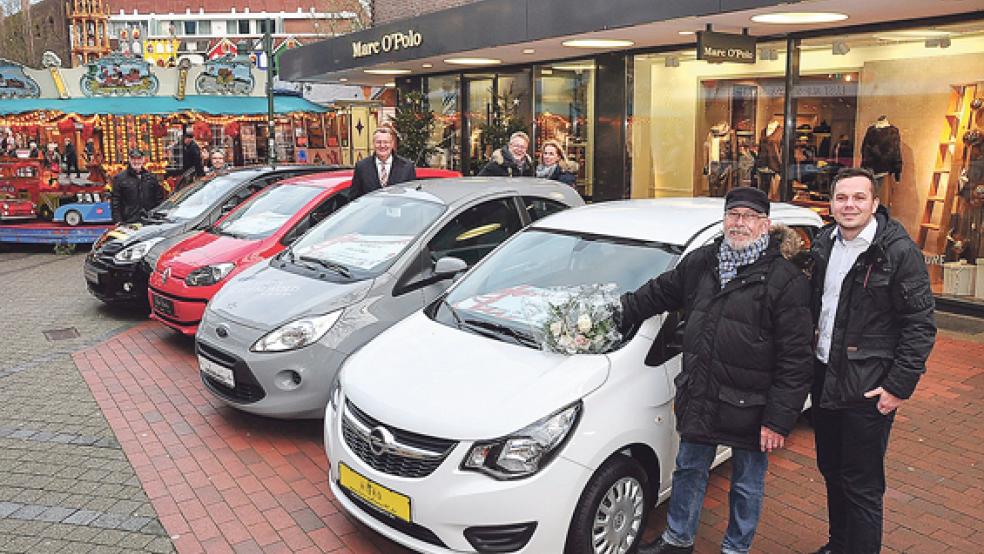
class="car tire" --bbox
[565,454,652,554]
[64,210,82,226]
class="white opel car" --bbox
[324,198,822,554]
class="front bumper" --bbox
[324,395,590,553]
[84,253,150,304]
[196,309,347,419]
[147,270,215,335]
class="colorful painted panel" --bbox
[0,59,41,99]
[195,55,254,95]
[80,54,159,97]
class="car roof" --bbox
[379,176,584,207]
[276,169,355,188]
[532,197,823,245]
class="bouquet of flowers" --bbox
[537,284,622,355]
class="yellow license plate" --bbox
[338,462,411,522]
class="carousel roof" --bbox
[0,95,327,116]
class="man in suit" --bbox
[350,126,416,200]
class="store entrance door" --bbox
[463,75,494,175]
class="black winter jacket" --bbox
[478,148,534,177]
[861,125,903,180]
[810,207,936,409]
[620,227,814,451]
[111,167,165,224]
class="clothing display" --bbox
[755,121,783,174]
[861,118,903,180]
[706,123,735,196]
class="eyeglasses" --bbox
[724,210,767,222]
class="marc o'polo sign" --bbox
[697,31,757,64]
[352,30,423,59]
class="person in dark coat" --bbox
[181,131,205,179]
[111,148,165,224]
[808,168,936,554]
[621,187,814,554]
[479,131,534,177]
[63,139,81,178]
[349,126,416,200]
[535,139,578,186]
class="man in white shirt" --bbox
[350,126,416,200]
[808,168,936,554]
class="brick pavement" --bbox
[0,248,173,553]
[71,314,984,553]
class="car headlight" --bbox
[113,237,164,263]
[462,402,581,480]
[251,311,343,352]
[184,263,236,286]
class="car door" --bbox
[407,195,526,307]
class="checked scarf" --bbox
[718,233,769,288]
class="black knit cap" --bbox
[725,186,770,215]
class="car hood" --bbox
[109,220,188,248]
[342,311,610,440]
[208,262,374,330]
[158,231,260,277]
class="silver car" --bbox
[195,177,584,418]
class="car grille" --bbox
[342,401,456,479]
[196,341,266,403]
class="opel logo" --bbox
[369,426,394,456]
[161,267,171,285]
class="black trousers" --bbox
[65,158,80,177]
[813,361,895,554]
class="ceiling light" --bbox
[522,48,535,54]
[562,39,635,48]
[877,30,953,41]
[751,12,849,25]
[385,82,395,87]
[363,68,411,75]
[832,41,850,55]
[339,78,348,82]
[552,64,595,71]
[444,57,501,65]
[665,56,680,68]
[678,31,695,36]
[421,63,433,68]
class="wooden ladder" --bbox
[917,83,977,253]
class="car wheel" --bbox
[565,454,651,554]
[64,210,82,226]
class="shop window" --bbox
[535,61,594,195]
[423,75,461,171]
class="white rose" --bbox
[558,335,574,349]
[577,314,592,333]
[550,321,563,337]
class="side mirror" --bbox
[434,256,468,277]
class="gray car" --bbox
[195,177,584,418]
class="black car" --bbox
[84,165,342,305]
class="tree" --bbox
[391,89,436,167]
[472,86,528,174]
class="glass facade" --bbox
[535,60,595,194]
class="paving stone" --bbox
[0,501,21,517]
[36,506,78,523]
[61,509,101,526]
[10,503,47,520]
[90,512,129,530]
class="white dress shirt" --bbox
[816,217,878,363]
[376,155,393,185]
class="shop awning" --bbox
[0,95,327,116]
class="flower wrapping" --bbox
[536,284,622,355]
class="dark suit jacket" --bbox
[350,154,416,200]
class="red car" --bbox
[147,168,460,334]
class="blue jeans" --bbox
[662,440,769,554]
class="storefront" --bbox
[281,1,984,309]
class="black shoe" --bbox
[637,536,694,554]
[811,545,838,554]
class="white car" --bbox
[324,198,822,554]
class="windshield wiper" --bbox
[460,318,539,348]
[440,297,463,329]
[299,256,353,278]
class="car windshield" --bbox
[436,229,681,352]
[155,172,254,221]
[287,194,446,279]
[215,184,322,240]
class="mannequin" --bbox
[755,120,783,199]
[705,122,734,196]
[861,115,903,179]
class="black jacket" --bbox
[861,125,903,180]
[182,140,204,177]
[541,160,578,186]
[350,154,417,200]
[810,207,936,409]
[63,143,77,165]
[620,227,814,451]
[111,166,165,224]
[479,148,534,177]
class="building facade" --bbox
[0,0,72,68]
[281,0,984,307]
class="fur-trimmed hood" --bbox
[558,159,579,174]
[770,223,811,271]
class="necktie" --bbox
[379,162,389,187]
